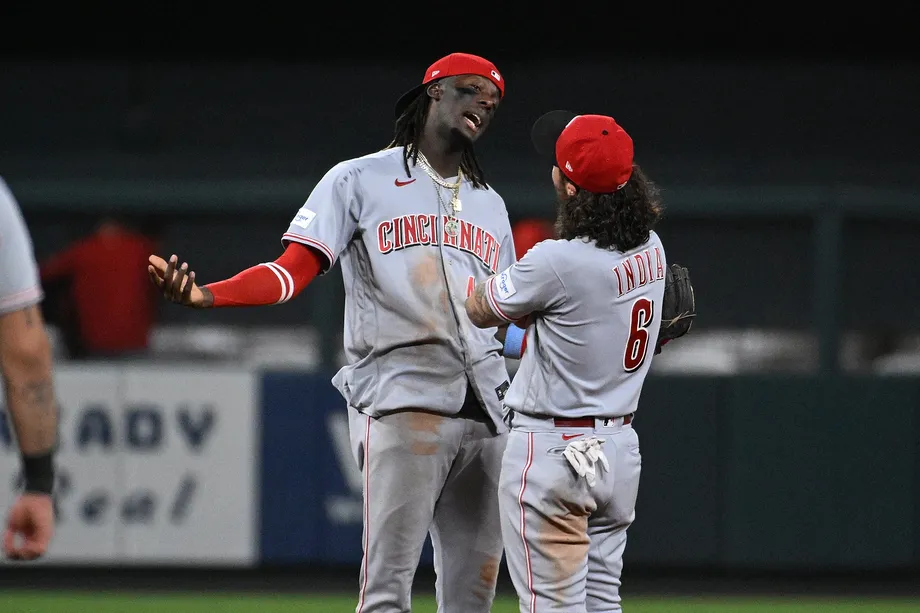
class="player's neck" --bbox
[415,134,462,179]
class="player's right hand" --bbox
[3,493,54,561]
[148,254,212,308]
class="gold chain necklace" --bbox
[415,150,463,237]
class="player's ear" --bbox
[565,180,577,198]
[426,82,444,101]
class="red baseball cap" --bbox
[531,110,634,193]
[394,52,505,119]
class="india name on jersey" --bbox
[486,232,666,420]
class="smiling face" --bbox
[426,74,501,145]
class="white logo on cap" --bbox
[431,69,441,77]
[565,161,573,172]
[491,70,501,81]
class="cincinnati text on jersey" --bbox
[613,247,666,298]
[377,214,502,273]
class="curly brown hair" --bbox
[554,164,662,252]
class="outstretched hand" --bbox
[148,254,212,308]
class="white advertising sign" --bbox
[0,364,258,565]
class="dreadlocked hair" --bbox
[387,88,490,189]
[554,164,663,252]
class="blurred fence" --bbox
[2,365,919,571]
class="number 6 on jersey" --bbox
[623,297,654,372]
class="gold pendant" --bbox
[445,217,460,237]
[450,194,462,212]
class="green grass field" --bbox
[1,592,918,613]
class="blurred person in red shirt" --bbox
[39,217,159,358]
[511,217,554,260]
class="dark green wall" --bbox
[625,375,920,570]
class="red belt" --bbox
[553,414,633,428]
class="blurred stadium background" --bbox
[2,6,920,612]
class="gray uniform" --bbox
[0,177,43,316]
[282,147,516,613]
[485,234,666,612]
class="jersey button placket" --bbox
[437,204,471,365]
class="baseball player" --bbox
[148,53,516,613]
[466,111,665,612]
[0,177,60,561]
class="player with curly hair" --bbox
[466,110,691,612]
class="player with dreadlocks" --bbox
[388,79,490,190]
[147,53,516,613]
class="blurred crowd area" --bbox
[33,212,920,377]
[39,322,920,376]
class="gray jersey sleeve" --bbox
[485,239,566,323]
[0,179,43,315]
[281,161,361,273]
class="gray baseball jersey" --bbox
[0,177,43,316]
[486,232,666,420]
[489,232,665,612]
[281,146,516,428]
[282,146,515,613]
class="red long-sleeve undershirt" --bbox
[203,242,324,307]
